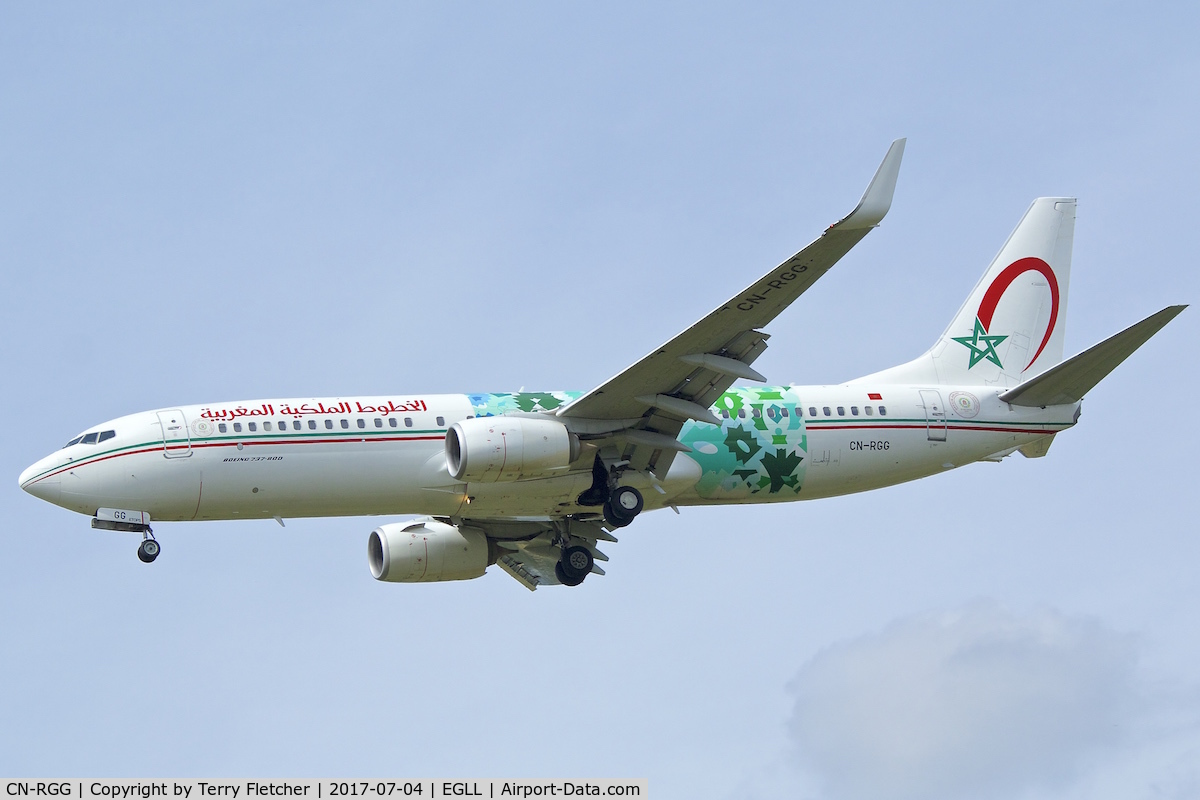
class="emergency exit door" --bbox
[919,390,947,442]
[156,409,192,458]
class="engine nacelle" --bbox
[445,416,580,483]
[368,518,488,582]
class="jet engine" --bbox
[368,518,489,582]
[445,417,580,483]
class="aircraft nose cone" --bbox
[19,462,61,503]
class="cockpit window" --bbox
[98,430,115,443]
[63,436,83,448]
[80,432,99,444]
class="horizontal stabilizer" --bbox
[999,305,1186,407]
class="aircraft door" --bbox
[156,409,193,458]
[919,390,947,442]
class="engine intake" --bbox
[445,416,580,483]
[368,518,488,582]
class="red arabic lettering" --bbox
[355,399,427,415]
[199,403,274,421]
[202,399,428,420]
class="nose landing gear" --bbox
[89,511,159,563]
[137,533,160,563]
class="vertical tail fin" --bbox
[860,197,1075,387]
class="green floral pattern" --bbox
[679,386,807,498]
[469,392,583,417]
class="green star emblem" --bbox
[952,317,1008,369]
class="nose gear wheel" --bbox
[137,533,160,563]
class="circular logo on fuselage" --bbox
[949,391,980,418]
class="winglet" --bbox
[834,138,906,231]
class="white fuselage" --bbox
[18,385,1077,524]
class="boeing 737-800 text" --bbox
[18,140,1186,589]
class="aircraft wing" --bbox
[556,139,906,474]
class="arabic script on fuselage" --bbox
[199,399,429,421]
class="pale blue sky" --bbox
[2,4,1198,797]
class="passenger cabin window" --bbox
[81,432,98,444]
[879,405,887,415]
[721,410,730,419]
[738,409,746,418]
[782,408,789,417]
[865,406,874,416]
[263,421,272,431]
[325,419,333,429]
[308,420,317,430]
[278,421,287,430]
[751,408,761,419]
[404,418,413,428]
[374,418,383,428]
[218,423,228,433]
[388,418,397,428]
[436,416,445,426]
[248,422,257,432]
[822,407,831,416]
[808,407,817,417]
[233,422,242,433]
[851,406,859,416]
[340,419,349,429]
[837,407,845,416]
[357,418,366,429]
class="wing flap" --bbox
[477,518,616,591]
[999,305,1186,407]
[497,554,541,591]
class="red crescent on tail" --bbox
[976,257,1060,372]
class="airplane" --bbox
[18,139,1186,590]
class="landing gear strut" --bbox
[576,454,646,529]
[556,544,594,587]
[137,533,160,563]
[604,485,644,528]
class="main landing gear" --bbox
[603,485,644,528]
[555,545,594,587]
[137,533,160,563]
[577,455,646,529]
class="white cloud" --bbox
[787,602,1140,800]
